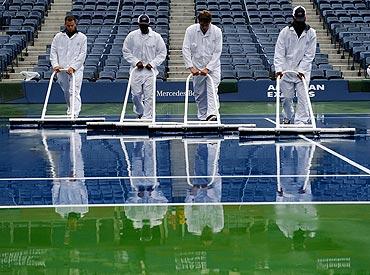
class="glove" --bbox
[297,72,305,80]
[275,71,283,78]
[136,61,144,69]
[190,67,200,76]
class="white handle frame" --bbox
[41,69,76,120]
[275,70,316,129]
[119,67,157,124]
[184,73,221,125]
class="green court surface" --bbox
[0,204,369,273]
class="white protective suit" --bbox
[50,31,87,117]
[50,132,88,218]
[185,142,224,236]
[274,25,317,124]
[182,23,222,120]
[122,28,167,119]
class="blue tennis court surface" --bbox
[0,114,369,208]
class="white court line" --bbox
[299,135,370,175]
[265,117,278,126]
[0,174,369,182]
[3,201,370,209]
[265,117,370,175]
[323,116,370,119]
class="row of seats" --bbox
[1,0,50,41]
[0,0,51,77]
[196,0,271,80]
[313,0,370,75]
[25,0,353,81]
[0,35,26,78]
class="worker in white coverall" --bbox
[182,10,222,121]
[50,15,87,118]
[274,6,317,125]
[122,14,167,119]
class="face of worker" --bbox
[139,23,149,34]
[65,20,77,33]
[199,20,210,34]
[294,16,306,23]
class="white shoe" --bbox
[66,107,71,115]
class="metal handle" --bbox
[41,69,76,119]
[275,70,316,128]
[184,73,221,125]
[119,67,157,123]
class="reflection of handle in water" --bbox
[41,131,57,178]
[42,130,80,179]
[184,140,221,187]
[275,143,316,195]
[120,138,159,191]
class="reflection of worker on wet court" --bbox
[50,131,88,217]
[122,140,168,240]
[184,142,224,238]
[42,131,87,245]
[277,142,316,202]
[275,204,318,250]
[275,142,317,250]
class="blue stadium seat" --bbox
[310,69,325,80]
[325,69,342,79]
[237,70,253,79]
[253,70,270,79]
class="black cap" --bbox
[138,14,150,25]
[293,6,306,22]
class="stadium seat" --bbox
[253,70,270,79]
[325,69,343,79]
[310,69,326,80]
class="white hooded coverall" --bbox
[182,23,222,120]
[50,31,87,117]
[274,25,317,124]
[122,28,167,119]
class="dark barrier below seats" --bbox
[14,79,370,104]
[0,82,24,103]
